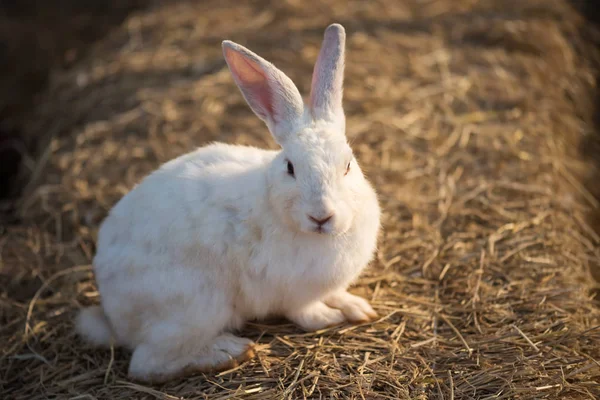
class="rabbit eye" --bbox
[287,161,295,177]
[345,161,351,176]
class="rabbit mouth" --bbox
[311,223,343,236]
[314,226,328,234]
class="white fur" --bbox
[76,306,115,347]
[76,23,381,383]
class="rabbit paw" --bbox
[324,290,378,324]
[286,301,346,331]
[128,333,255,383]
[209,333,256,371]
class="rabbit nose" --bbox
[309,214,334,226]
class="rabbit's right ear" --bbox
[310,24,346,123]
[223,41,305,144]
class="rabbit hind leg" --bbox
[128,330,255,383]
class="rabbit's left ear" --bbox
[310,24,346,122]
[223,40,305,144]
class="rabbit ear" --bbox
[223,40,305,143]
[310,23,346,122]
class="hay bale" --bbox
[2,0,599,398]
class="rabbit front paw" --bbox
[286,301,346,331]
[324,290,378,324]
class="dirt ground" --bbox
[1,0,600,399]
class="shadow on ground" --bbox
[0,0,149,205]
[568,0,600,296]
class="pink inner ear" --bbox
[310,55,323,105]
[224,47,274,120]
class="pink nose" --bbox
[309,214,333,226]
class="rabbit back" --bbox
[92,143,276,347]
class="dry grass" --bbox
[2,0,600,398]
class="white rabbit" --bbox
[76,23,381,383]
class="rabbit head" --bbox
[223,24,372,236]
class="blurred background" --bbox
[0,0,147,203]
[1,1,599,399]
